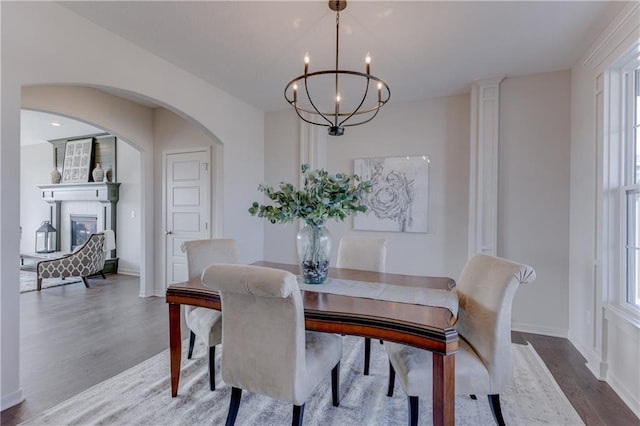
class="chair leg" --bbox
[387,361,396,397]
[408,396,419,426]
[380,339,384,344]
[187,331,196,359]
[331,361,340,407]
[488,394,506,426]
[364,337,371,375]
[81,276,90,288]
[37,277,43,291]
[470,394,477,400]
[225,387,242,426]
[100,270,106,279]
[209,345,216,391]
[292,404,305,426]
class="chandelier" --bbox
[284,0,390,136]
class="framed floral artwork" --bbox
[353,155,429,233]
[61,138,94,183]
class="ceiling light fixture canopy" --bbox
[284,0,390,136]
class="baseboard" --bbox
[116,269,140,276]
[511,322,568,338]
[568,335,608,380]
[607,370,640,420]
[1,388,24,411]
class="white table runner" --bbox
[298,276,458,317]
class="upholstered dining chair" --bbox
[180,238,239,391]
[336,236,388,375]
[202,263,342,426]
[385,254,536,426]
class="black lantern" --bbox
[35,221,57,253]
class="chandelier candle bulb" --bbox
[293,84,298,103]
[304,53,309,74]
[366,53,371,74]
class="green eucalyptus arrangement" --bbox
[248,164,372,227]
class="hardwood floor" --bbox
[1,274,638,425]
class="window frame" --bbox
[622,64,640,309]
[610,53,640,317]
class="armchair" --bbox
[36,233,107,291]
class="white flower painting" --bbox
[354,155,429,233]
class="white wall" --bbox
[265,78,575,339]
[264,94,471,279]
[19,143,54,253]
[116,139,141,275]
[569,2,640,417]
[1,2,264,410]
[499,71,572,337]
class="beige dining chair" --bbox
[336,236,388,375]
[180,238,239,391]
[202,263,342,426]
[385,254,536,426]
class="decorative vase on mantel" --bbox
[92,163,104,182]
[296,222,331,284]
[50,168,61,184]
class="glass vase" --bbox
[296,222,331,284]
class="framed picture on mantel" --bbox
[61,138,94,183]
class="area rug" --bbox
[20,270,83,293]
[19,336,584,425]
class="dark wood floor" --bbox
[1,274,638,425]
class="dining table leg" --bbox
[432,352,455,426]
[169,302,182,397]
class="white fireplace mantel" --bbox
[38,182,120,203]
[37,182,120,252]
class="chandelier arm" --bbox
[291,106,331,127]
[343,101,383,127]
[338,77,371,127]
[303,75,334,127]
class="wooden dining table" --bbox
[166,261,459,426]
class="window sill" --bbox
[604,304,640,330]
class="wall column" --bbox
[299,116,326,174]
[468,77,504,257]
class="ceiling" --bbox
[21,110,104,146]
[25,1,623,143]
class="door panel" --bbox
[164,149,210,284]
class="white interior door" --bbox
[164,147,210,284]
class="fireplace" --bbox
[70,214,98,251]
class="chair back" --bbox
[455,254,536,391]
[336,236,388,272]
[81,234,107,276]
[181,239,239,279]
[202,264,306,404]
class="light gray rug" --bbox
[19,336,584,425]
[20,270,83,293]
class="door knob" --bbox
[165,230,173,235]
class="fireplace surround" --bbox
[38,182,120,272]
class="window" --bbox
[623,63,640,309]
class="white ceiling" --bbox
[21,110,104,146]
[25,1,624,143]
